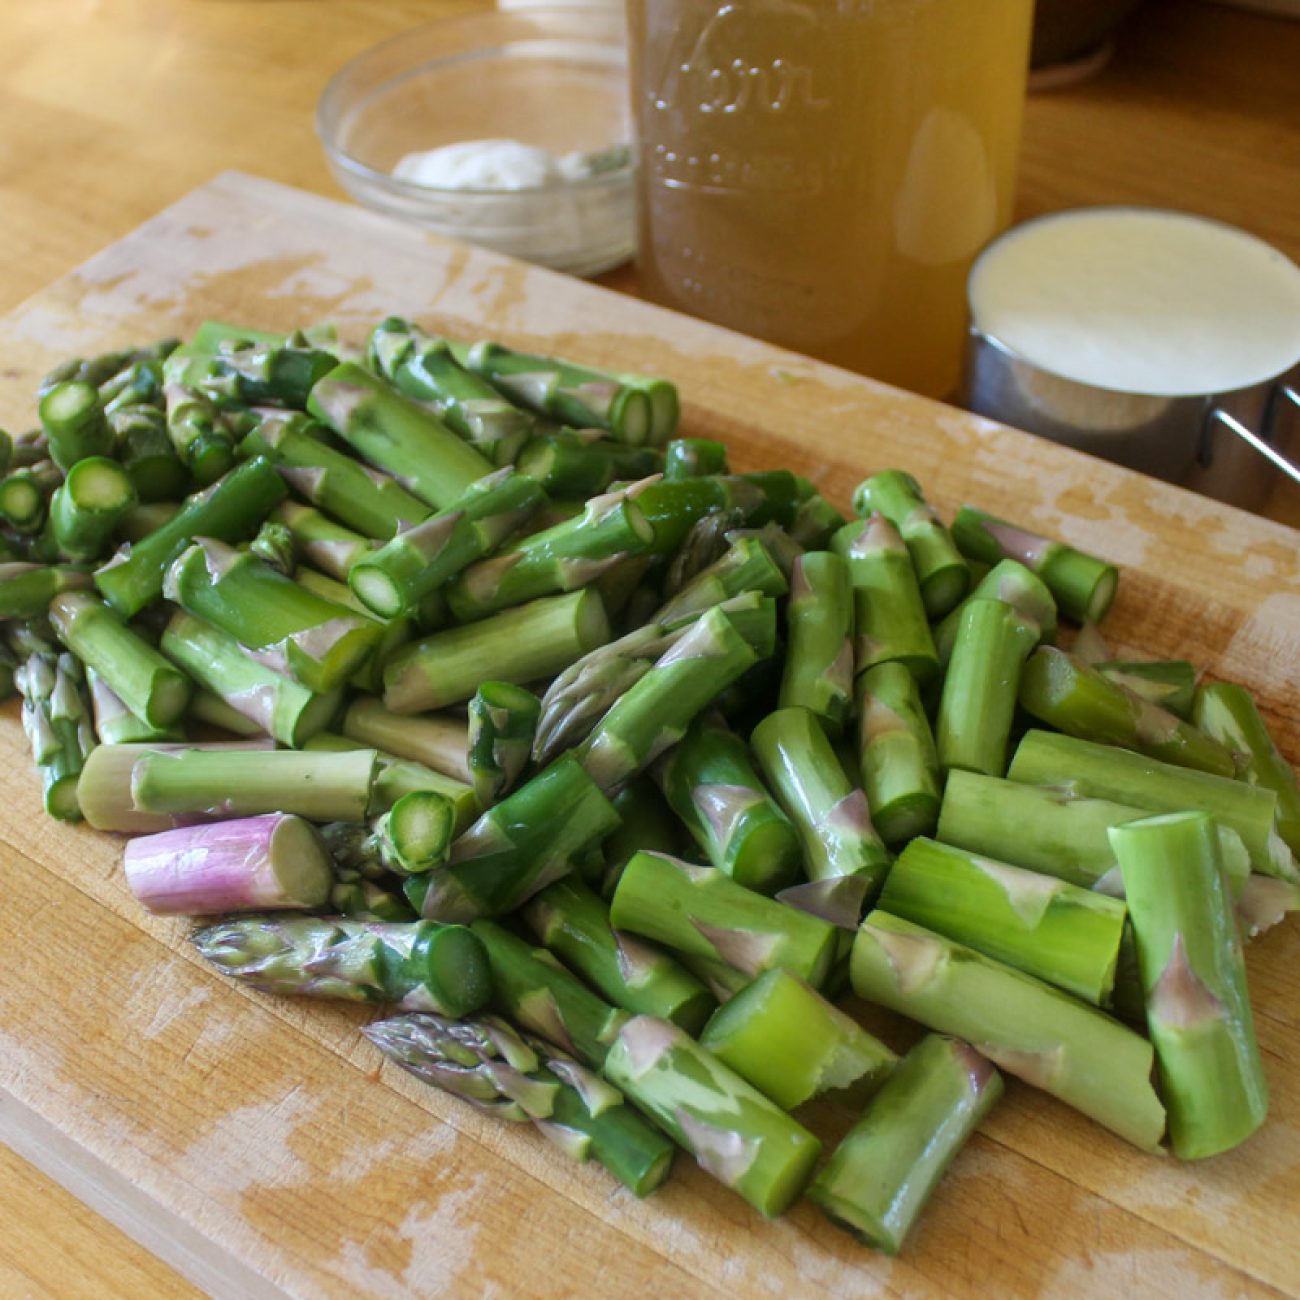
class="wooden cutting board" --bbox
[1,171,1297,1299]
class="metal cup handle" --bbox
[1204,384,1300,489]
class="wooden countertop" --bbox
[1,2,1297,1293]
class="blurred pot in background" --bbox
[1032,0,1144,68]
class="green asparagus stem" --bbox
[241,409,431,539]
[0,563,91,619]
[609,851,839,988]
[10,429,49,468]
[0,465,58,533]
[16,649,95,820]
[270,501,372,581]
[106,402,190,503]
[855,662,941,845]
[374,789,456,875]
[1193,682,1300,856]
[936,599,1039,778]
[653,534,789,627]
[332,879,418,923]
[599,779,681,899]
[247,519,296,575]
[851,910,1166,1149]
[308,362,494,509]
[933,558,1058,668]
[349,468,543,620]
[47,456,138,563]
[115,501,180,543]
[1110,812,1268,1159]
[752,706,891,926]
[186,338,336,409]
[384,588,610,713]
[516,427,663,498]
[809,1034,1003,1254]
[852,470,970,617]
[936,770,1251,897]
[951,506,1118,625]
[192,915,490,1014]
[777,551,854,732]
[94,455,286,617]
[166,539,381,693]
[410,755,620,923]
[632,474,790,556]
[86,668,180,744]
[163,384,235,484]
[832,515,938,684]
[604,1015,821,1216]
[789,480,846,550]
[1019,647,1236,778]
[522,877,715,1033]
[341,699,472,783]
[39,381,113,470]
[700,968,896,1110]
[466,681,540,806]
[664,438,728,479]
[99,358,163,413]
[1098,660,1198,720]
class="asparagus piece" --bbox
[0,465,58,533]
[609,852,839,988]
[10,428,49,468]
[632,474,788,556]
[48,456,138,563]
[522,877,715,1033]
[604,1015,821,1216]
[0,563,92,619]
[242,410,431,539]
[855,662,941,845]
[368,319,534,464]
[187,338,336,409]
[99,358,163,413]
[933,558,1058,668]
[777,551,853,732]
[166,539,381,693]
[186,688,264,737]
[349,468,543,620]
[936,599,1039,778]
[831,515,938,684]
[516,427,663,498]
[384,588,610,713]
[1194,682,1300,856]
[1019,647,1235,778]
[341,699,471,783]
[951,506,1118,624]
[308,362,494,508]
[124,813,333,914]
[655,534,788,628]
[445,480,655,621]
[163,384,236,484]
[1110,812,1268,1159]
[752,706,891,926]
[850,911,1166,1149]
[16,649,95,820]
[409,755,620,923]
[86,668,180,744]
[577,606,759,791]
[94,455,287,617]
[39,381,114,470]
[332,879,417,923]
[699,968,896,1110]
[270,501,372,581]
[1098,660,1198,720]
[107,403,190,503]
[809,1035,1003,1254]
[466,681,540,806]
[878,837,1127,1005]
[789,490,846,551]
[599,779,681,898]
[192,915,490,1015]
[470,919,628,1066]
[246,519,295,576]
[655,714,801,895]
[375,789,456,875]
[937,770,1251,897]
[664,437,728,479]
[852,470,969,617]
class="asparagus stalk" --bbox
[0,465,58,533]
[39,380,114,470]
[86,668,179,744]
[187,687,265,737]
[48,456,138,563]
[937,770,1252,897]
[855,662,941,845]
[49,591,190,728]
[375,789,456,874]
[163,384,235,484]
[107,403,190,503]
[655,714,802,895]
[100,359,163,415]
[936,599,1039,778]
[270,501,372,581]
[609,851,839,988]
[933,558,1058,668]
[522,877,715,1033]
[604,1015,821,1217]
[851,910,1167,1149]
[852,470,970,617]
[809,1035,1003,1254]
[664,437,728,479]
[94,455,287,617]
[467,681,540,806]
[341,699,472,783]
[951,506,1118,624]
[831,515,938,684]
[652,535,789,627]
[1194,682,1300,855]
[1110,812,1268,1159]
[186,338,336,409]
[632,474,789,556]
[332,879,417,923]
[789,490,846,551]
[384,588,610,713]
[699,968,896,1110]
[516,427,663,498]
[308,362,495,508]
[349,468,543,620]
[192,915,491,1015]
[166,539,381,693]
[599,779,682,899]
[409,755,620,923]
[241,410,431,539]
[124,813,333,914]
[1098,660,1198,720]
[1019,647,1236,777]
[777,551,854,732]
[752,706,891,926]
[0,563,92,619]
[16,649,95,820]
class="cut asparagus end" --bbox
[410,924,494,1019]
[381,790,455,874]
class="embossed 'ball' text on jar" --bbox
[625,0,1035,399]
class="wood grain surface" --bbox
[1,172,1298,1298]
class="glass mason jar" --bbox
[625,0,1035,399]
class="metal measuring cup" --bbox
[961,220,1300,511]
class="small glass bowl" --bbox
[317,7,635,278]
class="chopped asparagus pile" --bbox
[4,317,1297,1255]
